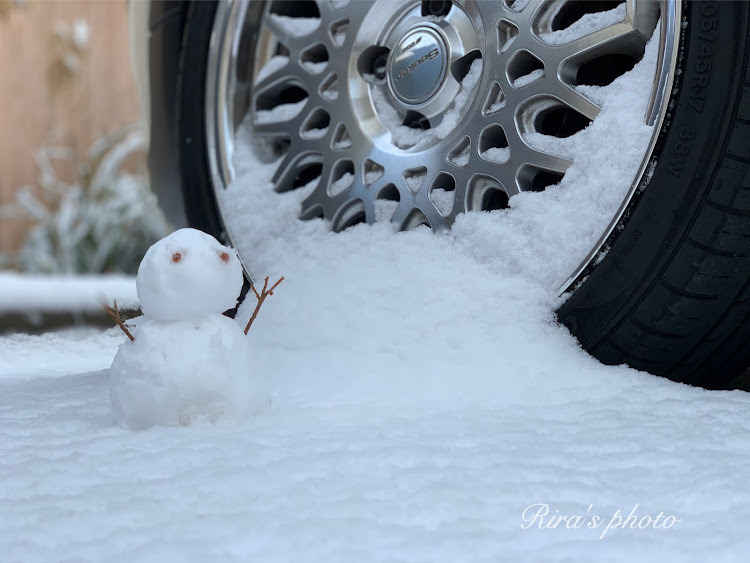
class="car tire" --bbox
[174,0,750,388]
[557,0,750,388]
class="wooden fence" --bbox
[0,0,141,256]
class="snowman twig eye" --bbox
[172,252,182,263]
[244,276,284,335]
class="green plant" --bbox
[2,126,170,274]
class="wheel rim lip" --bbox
[204,0,255,284]
[557,0,681,294]
[205,0,682,296]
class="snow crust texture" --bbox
[540,3,627,45]
[136,228,243,321]
[3,19,748,563]
[3,331,750,562]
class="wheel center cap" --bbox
[389,27,448,105]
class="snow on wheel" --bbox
[161,0,750,388]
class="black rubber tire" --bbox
[175,0,750,388]
[176,0,252,317]
[176,0,224,243]
[558,0,750,389]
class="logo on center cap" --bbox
[394,48,440,82]
[390,27,447,104]
[401,35,422,53]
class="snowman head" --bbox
[136,228,244,321]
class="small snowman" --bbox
[108,228,281,430]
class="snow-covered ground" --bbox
[3,314,750,561]
[3,11,750,563]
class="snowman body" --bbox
[110,228,266,430]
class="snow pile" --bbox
[330,172,355,196]
[449,143,471,166]
[4,22,743,562]
[268,14,320,37]
[431,58,483,139]
[509,0,531,11]
[255,99,308,125]
[480,147,510,163]
[430,188,454,216]
[110,229,264,430]
[512,68,544,87]
[231,25,660,301]
[540,3,627,45]
[403,167,427,192]
[254,55,289,84]
[4,258,750,560]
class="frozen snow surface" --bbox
[329,171,355,196]
[3,20,750,563]
[268,14,320,37]
[255,99,308,125]
[540,3,627,45]
[430,188,455,216]
[512,68,544,88]
[254,55,289,85]
[4,323,750,560]
[136,228,243,322]
[481,147,511,164]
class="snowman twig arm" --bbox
[244,276,284,335]
[105,300,135,342]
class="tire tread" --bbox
[606,77,750,386]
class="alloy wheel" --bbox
[205,0,679,293]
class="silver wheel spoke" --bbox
[554,24,640,60]
[206,0,678,293]
[249,0,659,223]
[524,149,571,175]
[547,82,601,121]
[252,68,307,100]
[252,118,301,138]
[264,16,321,52]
